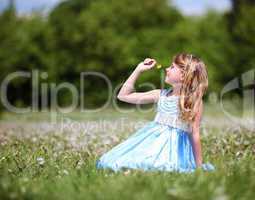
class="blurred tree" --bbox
[0,4,55,108]
[1,0,251,110]
[49,0,182,105]
[231,0,254,12]
[227,0,255,75]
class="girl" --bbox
[96,53,215,173]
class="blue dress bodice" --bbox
[153,88,192,133]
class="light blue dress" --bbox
[96,88,216,173]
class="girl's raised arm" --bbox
[117,58,161,104]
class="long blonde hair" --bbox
[173,53,208,124]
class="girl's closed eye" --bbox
[170,64,176,70]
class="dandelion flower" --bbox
[62,169,69,175]
[36,157,45,165]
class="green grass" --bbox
[0,133,254,200]
[0,100,254,200]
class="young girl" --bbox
[96,53,215,173]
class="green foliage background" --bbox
[0,0,254,108]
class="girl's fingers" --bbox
[143,58,156,68]
[144,58,150,63]
[143,58,151,64]
[144,60,153,65]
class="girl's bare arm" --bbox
[117,59,161,104]
[190,100,203,167]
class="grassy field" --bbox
[0,100,254,200]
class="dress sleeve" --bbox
[160,89,166,96]
[161,88,172,97]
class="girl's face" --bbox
[165,62,183,85]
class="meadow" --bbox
[0,99,254,200]
[1,0,255,199]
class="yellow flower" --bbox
[156,64,162,69]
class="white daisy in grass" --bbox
[36,157,45,165]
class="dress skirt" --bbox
[95,121,215,173]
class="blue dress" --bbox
[96,88,216,173]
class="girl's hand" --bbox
[136,58,157,73]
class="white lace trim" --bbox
[153,112,192,133]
